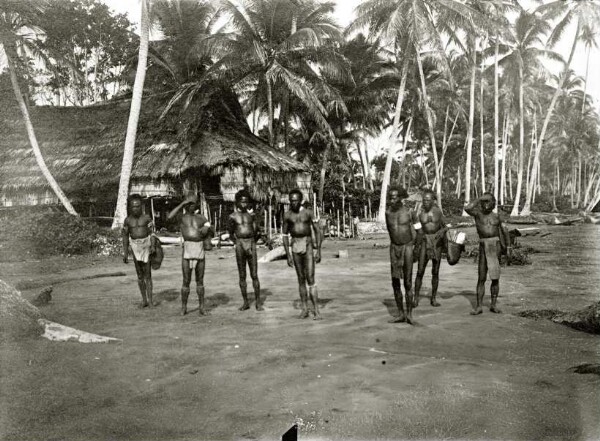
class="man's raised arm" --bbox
[464,198,480,217]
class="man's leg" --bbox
[195,258,208,316]
[305,246,321,320]
[430,257,441,307]
[144,262,154,307]
[134,259,148,308]
[471,244,487,315]
[248,242,262,311]
[292,252,309,318]
[490,279,501,313]
[235,243,250,311]
[403,246,414,324]
[389,277,406,323]
[414,245,428,308]
[181,257,192,315]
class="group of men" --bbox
[122,186,510,324]
[122,189,323,319]
[385,187,511,324]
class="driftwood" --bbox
[258,246,286,263]
[519,302,600,334]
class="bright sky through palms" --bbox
[101,0,600,111]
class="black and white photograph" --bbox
[1,0,599,439]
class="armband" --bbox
[413,222,422,230]
[203,222,211,228]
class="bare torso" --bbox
[181,213,209,242]
[474,212,501,239]
[418,206,444,234]
[386,207,414,245]
[229,212,256,239]
[284,208,313,238]
[125,214,152,239]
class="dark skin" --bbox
[122,199,155,308]
[283,193,323,320]
[465,196,511,315]
[385,190,417,324]
[167,195,211,316]
[228,195,262,311]
[414,192,447,308]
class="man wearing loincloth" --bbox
[414,189,448,308]
[228,189,262,311]
[168,194,212,316]
[283,189,323,320]
[385,187,417,324]
[122,194,156,308]
[464,193,511,315]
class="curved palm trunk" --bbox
[521,20,581,216]
[377,55,409,223]
[511,64,525,217]
[415,49,442,211]
[462,42,477,215]
[112,0,150,229]
[266,77,274,147]
[4,40,78,215]
[318,142,331,205]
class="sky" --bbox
[101,0,600,111]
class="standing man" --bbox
[464,193,511,315]
[414,189,447,308]
[385,187,417,324]
[167,194,212,316]
[228,189,262,311]
[123,194,156,308]
[283,189,323,320]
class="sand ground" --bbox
[1,225,599,440]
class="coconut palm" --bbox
[495,10,560,216]
[351,0,485,220]
[112,0,151,229]
[520,0,600,216]
[0,0,78,215]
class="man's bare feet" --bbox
[139,302,149,309]
[199,308,210,316]
[388,313,406,323]
[470,306,483,315]
[413,294,420,308]
[298,309,310,319]
[256,304,264,311]
[313,311,322,320]
[181,306,187,316]
[430,298,441,307]
[239,302,250,311]
[490,305,502,313]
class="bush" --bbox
[0,208,122,258]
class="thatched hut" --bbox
[0,91,311,227]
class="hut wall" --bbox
[130,179,177,197]
[1,190,59,207]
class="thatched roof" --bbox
[0,91,309,202]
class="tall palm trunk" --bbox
[318,142,331,205]
[500,112,508,205]
[462,39,477,215]
[511,63,525,217]
[479,47,485,194]
[112,0,150,229]
[493,34,500,210]
[400,117,413,187]
[377,55,409,223]
[3,38,77,215]
[415,48,442,210]
[520,20,581,216]
[266,77,274,147]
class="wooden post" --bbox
[268,202,272,241]
[313,192,317,218]
[150,197,156,230]
[342,209,346,238]
[264,209,267,237]
[337,210,340,239]
[349,205,353,238]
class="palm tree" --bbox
[0,0,78,215]
[520,0,600,216]
[495,10,558,216]
[112,0,151,229]
[352,0,481,221]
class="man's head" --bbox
[289,189,304,212]
[235,189,252,212]
[128,194,143,217]
[480,192,496,214]
[422,189,435,211]
[388,186,408,209]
